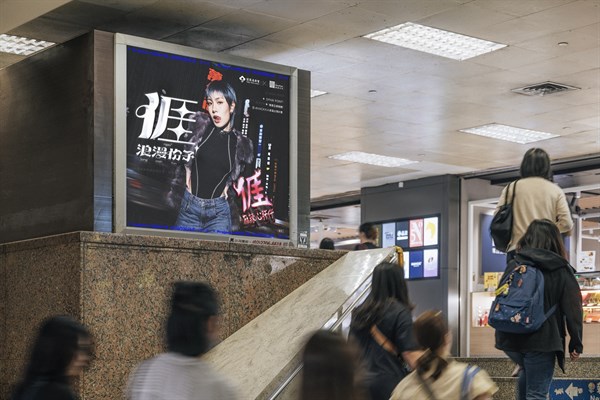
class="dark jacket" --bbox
[167,112,254,228]
[354,242,379,251]
[12,378,77,400]
[495,248,583,371]
[350,300,418,400]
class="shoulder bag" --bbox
[490,180,517,252]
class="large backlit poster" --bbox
[115,35,296,242]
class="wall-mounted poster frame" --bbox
[374,214,441,280]
[114,33,301,246]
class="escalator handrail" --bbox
[267,251,398,399]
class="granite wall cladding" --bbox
[0,232,343,400]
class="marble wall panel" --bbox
[0,240,81,397]
[1,232,342,400]
[0,249,6,390]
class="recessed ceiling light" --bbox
[459,123,559,144]
[363,22,506,61]
[310,89,328,98]
[328,151,418,167]
[0,34,55,56]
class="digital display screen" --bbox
[375,215,440,280]
[117,40,294,241]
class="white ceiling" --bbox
[2,0,599,202]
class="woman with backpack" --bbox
[494,219,583,400]
[390,310,498,400]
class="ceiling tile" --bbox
[165,27,251,51]
[199,9,296,38]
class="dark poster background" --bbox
[125,46,290,239]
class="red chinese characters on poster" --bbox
[409,219,424,248]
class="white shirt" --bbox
[126,353,237,400]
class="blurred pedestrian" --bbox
[349,262,421,400]
[300,330,366,400]
[390,310,498,400]
[126,281,236,400]
[319,237,335,250]
[11,316,93,400]
[354,222,379,250]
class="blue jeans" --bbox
[176,190,232,233]
[505,351,555,400]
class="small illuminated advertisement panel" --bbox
[375,214,440,280]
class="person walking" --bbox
[390,310,498,400]
[349,262,421,400]
[300,330,366,400]
[494,148,573,260]
[126,281,237,400]
[354,222,379,250]
[494,219,583,400]
[11,316,93,400]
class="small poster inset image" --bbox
[409,250,424,279]
[381,222,396,248]
[396,221,409,248]
[423,217,439,246]
[409,219,424,248]
[403,251,410,279]
[423,249,439,278]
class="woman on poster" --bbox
[176,80,254,233]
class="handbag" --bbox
[490,180,517,252]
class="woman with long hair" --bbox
[349,262,421,400]
[11,316,93,400]
[300,330,365,400]
[494,148,573,260]
[390,311,497,400]
[495,219,583,400]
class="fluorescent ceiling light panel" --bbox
[328,151,417,167]
[459,123,559,144]
[0,34,55,56]
[310,89,328,98]
[363,22,506,61]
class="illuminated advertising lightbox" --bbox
[375,214,440,280]
[114,34,299,244]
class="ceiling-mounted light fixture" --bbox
[459,123,559,144]
[310,89,328,98]
[0,34,55,55]
[328,151,418,167]
[363,22,506,61]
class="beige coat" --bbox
[495,177,573,252]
